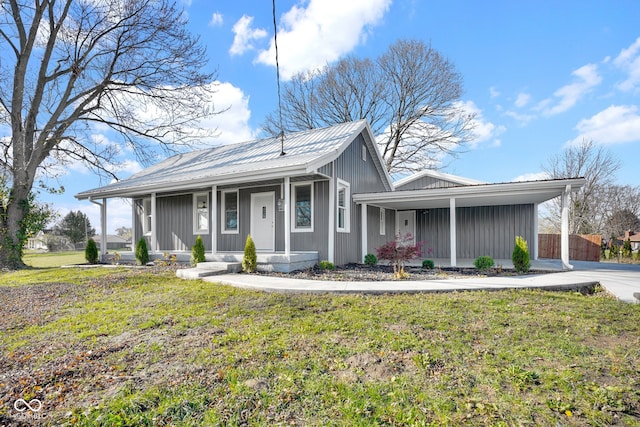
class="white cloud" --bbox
[188,81,255,146]
[613,36,640,92]
[489,86,500,98]
[209,12,223,27]
[504,110,536,126]
[458,100,506,148]
[514,92,531,108]
[255,0,391,79]
[537,63,602,115]
[229,15,267,56]
[568,104,640,146]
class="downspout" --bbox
[328,162,335,263]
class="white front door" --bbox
[251,192,275,251]
[397,210,416,245]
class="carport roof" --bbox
[353,177,586,209]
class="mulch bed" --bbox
[256,263,548,281]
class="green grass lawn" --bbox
[1,266,639,426]
[23,250,86,268]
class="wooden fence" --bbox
[538,234,601,262]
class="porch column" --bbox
[561,185,572,270]
[449,197,457,267]
[101,198,107,257]
[130,200,136,252]
[361,203,368,263]
[211,185,217,254]
[284,177,291,256]
[533,203,539,260]
[151,192,157,253]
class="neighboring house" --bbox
[91,234,131,251]
[615,230,640,252]
[26,230,49,251]
[76,120,585,271]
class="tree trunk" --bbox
[0,185,30,270]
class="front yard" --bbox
[1,266,639,426]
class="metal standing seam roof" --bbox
[76,120,392,199]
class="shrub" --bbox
[376,233,422,279]
[191,235,206,266]
[242,234,257,273]
[318,260,335,270]
[622,238,632,258]
[512,236,531,273]
[474,256,494,271]
[364,253,377,266]
[422,259,435,270]
[135,238,150,266]
[85,238,99,264]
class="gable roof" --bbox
[76,120,393,200]
[394,169,485,190]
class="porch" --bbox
[103,251,319,273]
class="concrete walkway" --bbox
[204,260,640,303]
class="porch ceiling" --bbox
[353,178,586,210]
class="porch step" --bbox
[176,262,242,280]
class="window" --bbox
[193,193,209,234]
[222,190,238,233]
[143,198,152,235]
[337,179,350,233]
[292,183,313,232]
[362,143,367,161]
[379,207,386,235]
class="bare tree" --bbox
[0,0,217,268]
[263,39,475,174]
[542,139,621,234]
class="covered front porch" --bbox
[355,178,585,270]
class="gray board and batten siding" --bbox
[412,204,535,260]
[333,133,391,265]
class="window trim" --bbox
[337,179,350,233]
[379,207,386,235]
[142,198,152,236]
[291,182,314,233]
[193,192,210,235]
[221,189,239,234]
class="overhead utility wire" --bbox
[272,0,285,156]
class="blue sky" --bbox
[41,0,640,233]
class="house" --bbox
[76,120,585,271]
[90,234,131,251]
[616,230,640,252]
[26,230,50,251]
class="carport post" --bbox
[561,185,573,270]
